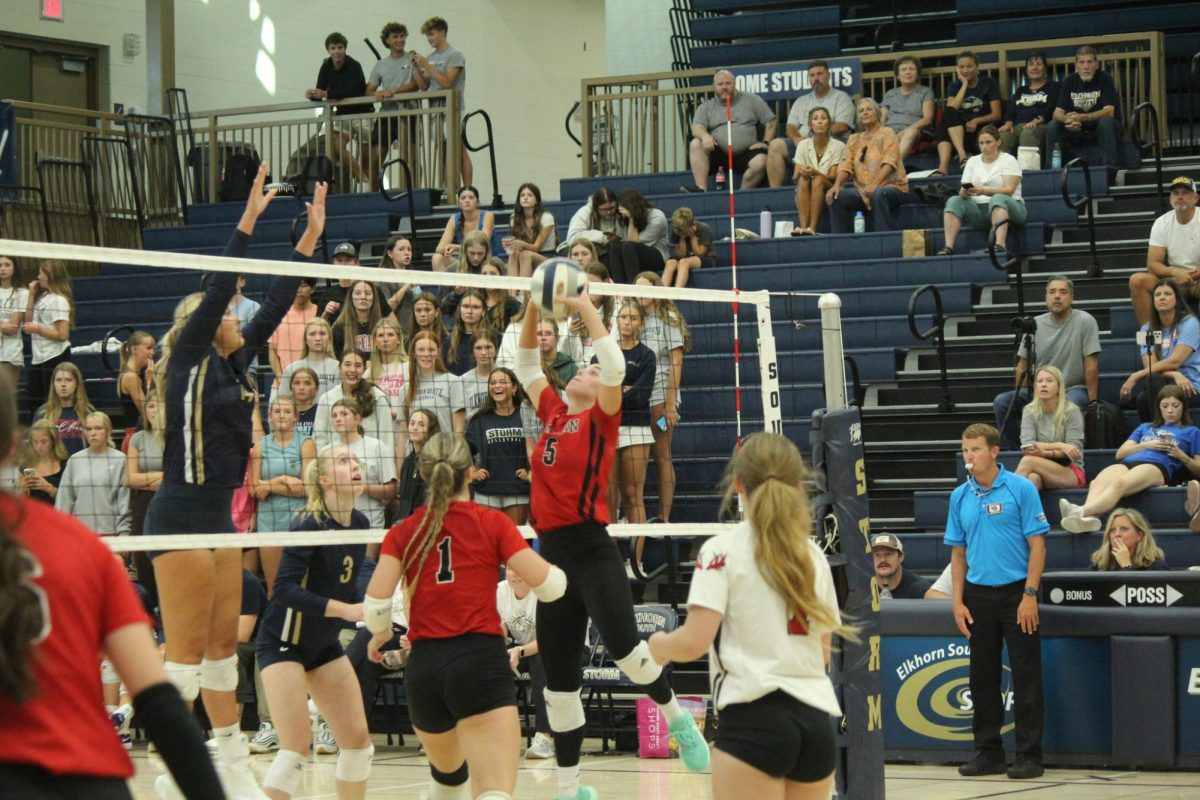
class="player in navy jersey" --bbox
[255,444,374,799]
[363,432,566,800]
[513,286,710,800]
[145,168,325,799]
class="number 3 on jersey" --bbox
[436,536,455,584]
[542,437,558,466]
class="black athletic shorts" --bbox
[404,633,516,734]
[0,762,133,800]
[715,690,837,783]
[255,635,345,673]
[707,144,760,174]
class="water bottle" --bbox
[853,211,866,234]
[1051,143,1062,170]
[759,206,773,239]
[715,166,726,191]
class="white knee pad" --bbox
[544,688,586,732]
[164,661,201,702]
[475,793,513,800]
[335,745,374,782]
[100,657,119,686]
[263,749,306,795]
[615,641,663,685]
[200,655,239,692]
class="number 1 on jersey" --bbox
[436,536,455,584]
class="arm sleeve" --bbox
[272,543,333,616]
[686,537,730,614]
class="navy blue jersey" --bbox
[258,509,370,649]
[466,407,529,496]
[160,231,307,488]
[597,342,655,426]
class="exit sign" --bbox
[42,0,64,21]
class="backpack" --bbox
[1085,400,1127,449]
[218,152,261,203]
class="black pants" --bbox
[963,580,1043,760]
[26,349,71,420]
[0,763,132,800]
[517,652,551,732]
[607,241,665,285]
[345,623,405,719]
[935,106,980,153]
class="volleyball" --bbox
[531,258,585,321]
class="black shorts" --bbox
[708,145,761,174]
[0,762,132,800]
[371,114,418,146]
[404,633,516,733]
[715,691,837,783]
[255,635,345,672]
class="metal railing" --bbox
[1128,102,1165,212]
[379,155,419,255]
[988,218,1024,316]
[0,185,51,246]
[289,208,329,265]
[906,284,953,414]
[580,30,1167,177]
[461,109,502,209]
[1061,158,1103,279]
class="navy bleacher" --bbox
[893,530,1200,573]
[689,6,838,41]
[957,5,1192,46]
[690,35,840,69]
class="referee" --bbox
[945,423,1047,780]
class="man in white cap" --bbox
[871,533,931,599]
[1128,175,1200,324]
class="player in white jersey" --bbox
[649,432,854,800]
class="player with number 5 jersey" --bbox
[363,432,566,800]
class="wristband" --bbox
[363,594,393,635]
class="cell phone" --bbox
[656,416,668,432]
[22,468,37,478]
[961,182,974,190]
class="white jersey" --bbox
[0,286,28,366]
[687,521,842,715]
[496,580,538,646]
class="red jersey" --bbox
[0,495,149,778]
[529,386,620,532]
[381,501,528,642]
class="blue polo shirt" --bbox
[944,465,1049,586]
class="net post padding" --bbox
[811,405,883,800]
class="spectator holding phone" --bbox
[938,125,1024,255]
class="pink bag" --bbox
[636,695,707,759]
[230,462,256,534]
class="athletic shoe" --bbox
[1058,498,1083,521]
[668,713,710,772]
[248,721,279,754]
[1061,513,1101,534]
[218,756,270,800]
[110,707,132,750]
[155,773,185,800]
[556,788,598,800]
[526,732,555,759]
[1188,481,1200,517]
[313,721,339,754]
[958,753,1007,776]
[1006,756,1044,779]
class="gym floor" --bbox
[125,740,1200,798]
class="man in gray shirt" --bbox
[685,69,776,192]
[366,22,423,190]
[993,275,1101,448]
[766,60,856,187]
[414,16,471,186]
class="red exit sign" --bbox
[42,0,64,21]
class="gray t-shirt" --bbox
[369,55,418,110]
[1020,403,1086,469]
[425,45,466,96]
[881,84,934,132]
[692,91,776,155]
[786,88,856,137]
[129,429,164,473]
[1017,309,1102,392]
[641,310,686,406]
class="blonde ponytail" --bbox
[153,292,204,406]
[297,445,348,524]
[397,432,471,606]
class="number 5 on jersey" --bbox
[542,437,558,466]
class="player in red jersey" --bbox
[362,431,566,800]
[0,372,222,800]
[513,286,710,800]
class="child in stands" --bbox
[33,362,95,455]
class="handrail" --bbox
[1061,158,1103,278]
[0,184,52,242]
[565,102,583,150]
[100,325,135,375]
[461,109,502,209]
[906,284,954,413]
[290,210,329,264]
[988,218,1024,317]
[379,155,419,254]
[1128,102,1165,212]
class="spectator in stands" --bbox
[396,407,439,521]
[365,23,422,189]
[933,51,1002,177]
[924,563,953,600]
[444,289,500,377]
[826,98,909,233]
[1128,176,1200,325]
[609,190,669,285]
[330,397,397,529]
[440,230,491,320]
[766,60,856,187]
[663,207,715,288]
[538,319,579,387]
[880,56,935,160]
[1061,385,1200,533]
[566,188,620,266]
[871,533,932,599]
[1015,366,1086,490]
[433,186,495,272]
[314,349,395,457]
[994,275,1100,449]
[0,254,27,391]
[289,367,320,441]
[376,235,416,330]
[685,69,776,192]
[21,418,66,505]
[23,259,74,420]
[497,568,553,759]
[56,411,130,535]
[1045,46,1122,170]
[305,32,371,186]
[228,274,263,379]
[249,395,316,595]
[368,317,408,418]
[234,569,267,739]
[268,280,316,395]
[998,52,1058,160]
[277,317,340,402]
[467,367,531,524]
[1091,508,1168,570]
[570,261,616,369]
[791,106,846,236]
[402,331,466,443]
[1120,277,1200,422]
[611,300,656,535]
[117,331,155,446]
[481,259,522,332]
[505,182,557,278]
[332,280,388,357]
[460,331,500,420]
[414,16,472,186]
[33,362,94,455]
[937,125,1025,255]
[407,291,449,352]
[125,393,163,538]
[313,241,357,320]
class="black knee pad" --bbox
[430,761,469,786]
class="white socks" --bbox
[212,722,245,764]
[557,763,581,799]
[658,694,686,725]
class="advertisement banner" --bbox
[1179,638,1200,755]
[727,58,862,102]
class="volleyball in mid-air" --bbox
[531,258,585,321]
